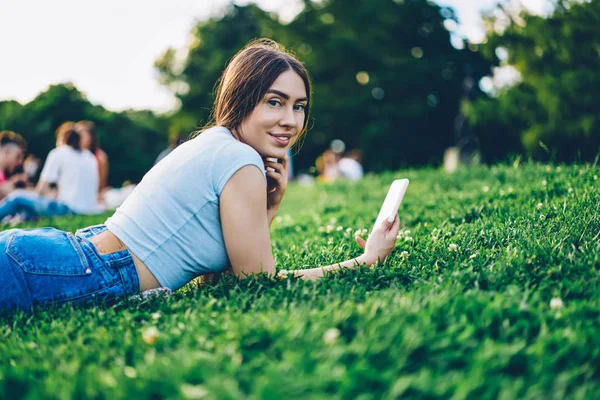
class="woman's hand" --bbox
[264,156,289,211]
[355,215,401,265]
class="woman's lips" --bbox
[269,133,291,147]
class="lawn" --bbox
[1,161,599,399]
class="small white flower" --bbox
[329,217,338,224]
[536,203,543,210]
[323,328,341,344]
[470,253,477,259]
[556,166,562,172]
[318,226,325,232]
[361,228,368,236]
[594,175,598,181]
[539,214,546,220]
[354,229,363,237]
[336,225,343,232]
[568,187,573,193]
[142,326,159,345]
[326,225,334,233]
[542,180,547,186]
[550,297,564,309]
[151,312,161,321]
[400,251,409,260]
[482,186,490,192]
[508,187,514,193]
[277,270,289,280]
[545,165,551,172]
[345,227,353,234]
[404,236,413,242]
[327,237,334,245]
[448,243,458,252]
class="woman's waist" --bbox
[76,225,161,292]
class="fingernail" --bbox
[266,167,275,172]
[266,157,278,163]
[387,215,395,223]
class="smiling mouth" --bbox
[269,133,292,146]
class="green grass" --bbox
[1,161,599,399]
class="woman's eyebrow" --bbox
[267,89,308,102]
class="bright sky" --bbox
[0,0,551,113]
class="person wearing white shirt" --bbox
[338,149,364,182]
[0,126,101,222]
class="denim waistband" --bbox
[75,224,140,295]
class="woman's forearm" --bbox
[280,254,374,281]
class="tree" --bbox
[284,0,492,171]
[466,0,600,162]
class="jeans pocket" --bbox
[7,228,90,275]
[5,228,115,306]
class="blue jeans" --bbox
[0,224,140,313]
[0,190,72,221]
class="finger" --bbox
[266,169,283,181]
[355,235,366,249]
[264,160,285,174]
[381,214,396,232]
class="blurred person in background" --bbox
[154,130,189,166]
[0,131,28,199]
[75,120,109,194]
[338,149,364,182]
[0,125,100,223]
[23,154,41,183]
[316,149,340,182]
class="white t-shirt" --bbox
[338,157,364,181]
[39,145,101,214]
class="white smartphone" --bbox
[371,179,409,232]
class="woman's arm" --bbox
[220,165,401,281]
[220,165,276,278]
[278,216,400,281]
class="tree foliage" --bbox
[466,0,600,162]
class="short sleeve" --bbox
[39,148,61,183]
[212,142,266,194]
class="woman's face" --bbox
[236,69,308,159]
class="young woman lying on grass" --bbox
[0,39,400,313]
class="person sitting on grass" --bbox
[0,124,101,224]
[0,130,28,200]
[0,39,401,313]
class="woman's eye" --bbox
[268,99,281,107]
[294,104,306,111]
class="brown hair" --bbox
[199,39,312,144]
[75,120,99,153]
[0,130,27,151]
[55,121,75,146]
[55,122,81,150]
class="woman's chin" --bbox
[260,147,288,159]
